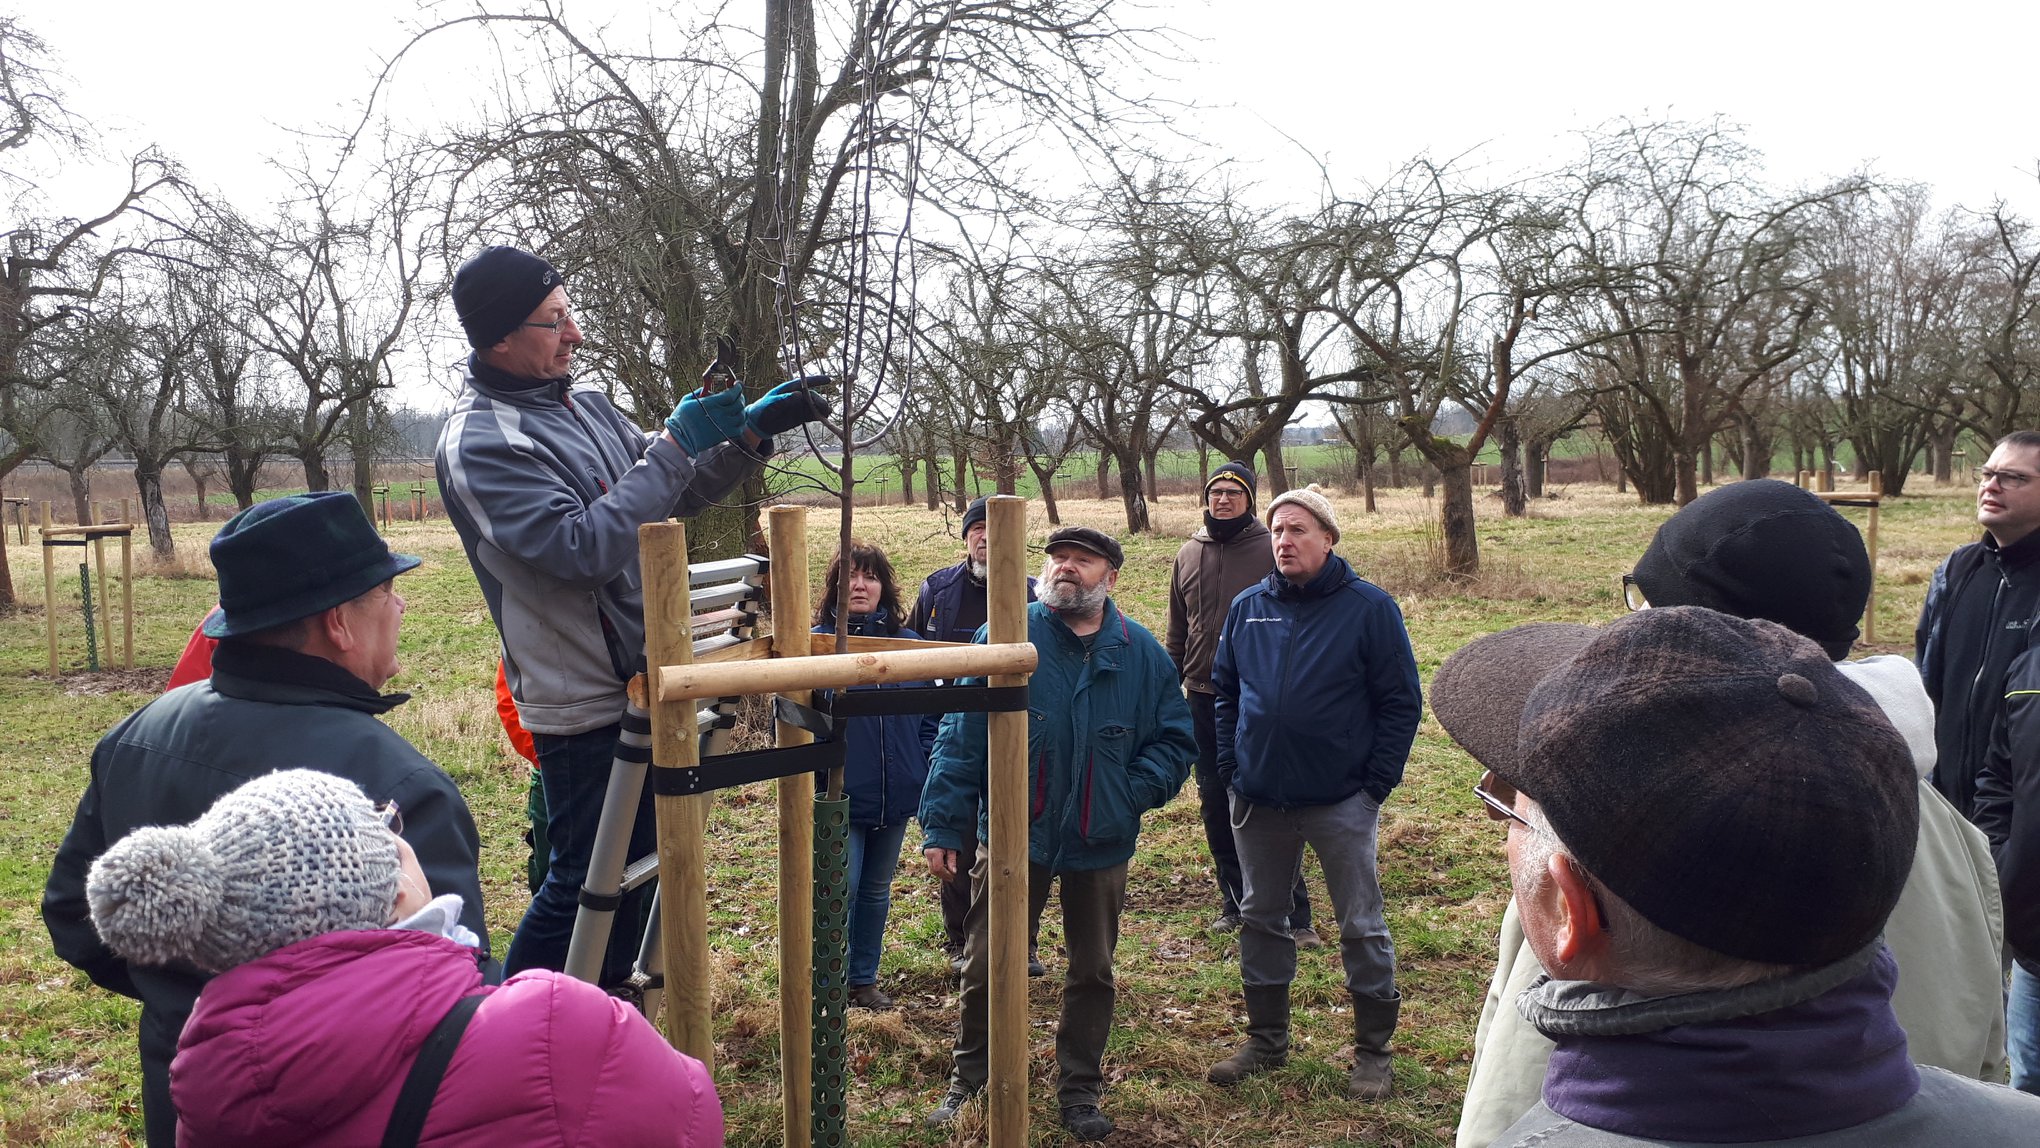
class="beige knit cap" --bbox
[1266,485,1340,544]
[87,770,401,973]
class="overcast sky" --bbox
[23,0,2040,403]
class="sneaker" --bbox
[947,944,967,975]
[1291,926,1325,950]
[1210,912,1243,933]
[847,983,893,1010]
[1060,1103,1115,1141]
[925,1085,978,1128]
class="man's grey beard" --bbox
[1038,562,1109,618]
[967,557,988,582]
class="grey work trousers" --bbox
[1231,787,1397,999]
[949,855,1129,1106]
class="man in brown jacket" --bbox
[1166,461,1317,943]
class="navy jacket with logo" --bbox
[1214,554,1422,807]
[1917,528,2040,820]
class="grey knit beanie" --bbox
[87,770,401,973]
[1266,485,1340,544]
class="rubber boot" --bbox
[1347,991,1400,1100]
[1207,984,1291,1084]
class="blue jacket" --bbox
[920,599,1195,872]
[906,560,1036,646]
[812,613,937,829]
[1214,554,1422,807]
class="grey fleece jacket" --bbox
[436,356,762,735]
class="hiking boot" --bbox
[1028,953,1047,978]
[1209,912,1243,934]
[1291,925,1324,950]
[847,983,892,1010]
[1348,991,1401,1101]
[1207,984,1290,1085]
[1060,1103,1115,1141]
[924,1084,979,1128]
[947,944,967,975]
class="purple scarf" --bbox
[1540,946,1919,1142]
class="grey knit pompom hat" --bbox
[87,770,402,973]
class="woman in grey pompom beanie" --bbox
[85,769,727,1147]
[87,769,413,972]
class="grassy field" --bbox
[0,476,1983,1146]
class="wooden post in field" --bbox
[1865,471,1882,645]
[984,494,1030,1148]
[768,506,815,1148]
[120,521,133,670]
[642,521,712,1066]
[92,504,111,663]
[41,501,56,675]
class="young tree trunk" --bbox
[923,456,939,510]
[1497,417,1528,518]
[133,463,175,557]
[1362,460,1377,513]
[898,458,915,505]
[1526,436,1551,500]
[1094,454,1111,500]
[1196,440,1210,484]
[1142,445,1161,505]
[952,442,970,513]
[191,474,210,521]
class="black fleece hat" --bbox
[452,246,563,349]
[1205,461,1257,509]
[1631,479,1869,659]
[960,496,989,539]
[1434,608,1917,967]
[1044,526,1124,569]
[204,493,421,638]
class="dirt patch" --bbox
[56,667,170,696]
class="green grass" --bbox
[0,474,1984,1145]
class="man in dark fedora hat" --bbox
[43,491,486,1147]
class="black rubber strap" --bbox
[774,694,835,737]
[382,993,484,1148]
[649,740,846,796]
[577,888,625,912]
[831,684,1029,717]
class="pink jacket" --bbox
[173,930,723,1147]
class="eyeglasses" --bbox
[1473,770,1532,829]
[1979,467,2034,490]
[521,316,578,333]
[1621,573,1648,612]
[1207,486,1247,500]
[376,799,403,837]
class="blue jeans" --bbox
[845,819,912,986]
[2012,962,2040,1094]
[506,724,657,987]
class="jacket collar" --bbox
[210,641,409,714]
[1986,525,2040,572]
[1193,515,1267,545]
[1269,551,1353,602]
[1038,596,1129,659]
[464,350,572,408]
[1527,943,1918,1140]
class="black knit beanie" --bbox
[452,246,563,349]
[1631,480,1870,659]
[1205,461,1258,512]
[960,496,989,539]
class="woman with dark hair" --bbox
[814,540,936,1010]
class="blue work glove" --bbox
[665,385,746,456]
[744,375,834,439]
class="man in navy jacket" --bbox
[1207,487,1422,1101]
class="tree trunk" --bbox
[0,480,13,612]
[1438,459,1479,578]
[1387,445,1404,488]
[299,446,331,493]
[134,463,175,558]
[922,456,939,510]
[951,442,969,513]
[1196,440,1210,485]
[1362,459,1377,513]
[1115,450,1149,534]
[1028,458,1063,526]
[1739,413,1772,480]
[68,466,92,525]
[1263,439,1289,497]
[1526,437,1550,500]
[898,457,915,505]
[1142,445,1161,505]
[1931,422,1958,484]
[1497,417,1527,518]
[191,473,210,521]
[226,446,261,510]
[1094,454,1111,500]
[1699,441,1714,487]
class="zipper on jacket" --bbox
[1964,570,2011,782]
[1032,752,1048,820]
[1080,751,1095,837]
